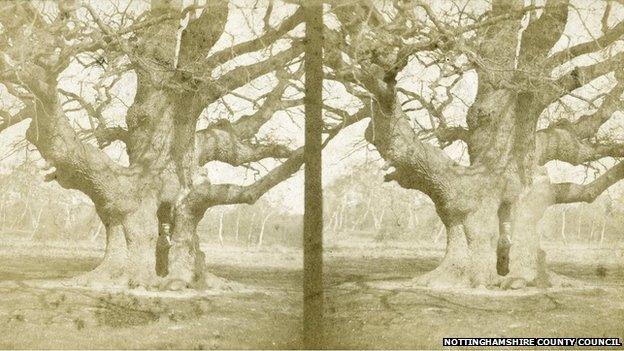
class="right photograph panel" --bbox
[319,0,624,349]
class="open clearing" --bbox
[1,239,623,349]
[0,241,302,349]
[323,241,624,350]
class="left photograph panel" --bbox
[0,0,306,348]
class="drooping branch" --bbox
[552,161,624,204]
[537,127,624,165]
[0,4,135,211]
[196,66,303,167]
[365,101,462,203]
[323,7,470,200]
[538,73,624,164]
[26,94,134,212]
[183,95,367,218]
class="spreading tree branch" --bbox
[204,7,305,69]
[0,104,34,133]
[553,161,624,203]
[538,71,624,164]
[195,127,294,166]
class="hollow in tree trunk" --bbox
[497,203,512,276]
[155,202,173,277]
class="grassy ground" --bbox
[0,241,302,349]
[1,238,623,349]
[323,240,624,349]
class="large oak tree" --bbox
[324,0,624,289]
[0,0,346,289]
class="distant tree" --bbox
[0,162,97,240]
[324,162,437,240]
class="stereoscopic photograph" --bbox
[0,0,622,349]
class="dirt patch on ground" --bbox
[323,243,624,349]
[0,243,302,349]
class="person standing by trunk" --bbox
[156,222,172,277]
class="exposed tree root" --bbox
[412,265,471,289]
[497,271,583,290]
[412,261,503,289]
[159,270,245,292]
[545,271,584,288]
[63,261,131,289]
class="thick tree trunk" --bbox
[165,206,213,290]
[100,223,127,277]
[122,197,160,287]
[72,222,128,286]
[462,199,500,287]
[415,198,499,288]
[504,174,555,288]
[72,198,161,288]
[414,223,470,288]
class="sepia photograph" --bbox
[0,0,623,349]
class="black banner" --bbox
[443,338,623,347]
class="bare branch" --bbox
[195,127,293,166]
[207,41,304,101]
[231,70,303,139]
[547,52,624,103]
[0,104,34,133]
[178,146,304,218]
[553,161,624,203]
[546,20,624,69]
[204,7,305,69]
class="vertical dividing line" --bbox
[303,1,324,349]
